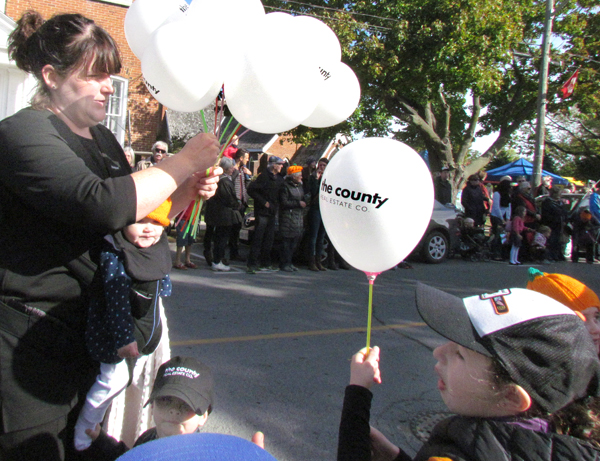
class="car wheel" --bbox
[421,230,448,264]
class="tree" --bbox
[262,0,600,199]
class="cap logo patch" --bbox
[489,296,509,315]
[479,289,511,300]
[163,366,200,379]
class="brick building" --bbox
[0,0,162,155]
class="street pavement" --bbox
[165,244,600,461]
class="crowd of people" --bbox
[2,9,600,461]
[435,167,599,266]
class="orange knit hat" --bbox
[147,198,172,227]
[527,268,600,313]
[287,165,303,175]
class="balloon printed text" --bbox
[319,67,331,81]
[320,194,369,212]
[321,179,388,209]
[144,78,160,95]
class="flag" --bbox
[560,69,579,98]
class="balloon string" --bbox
[364,272,379,352]
[366,281,374,351]
[219,116,234,143]
[200,110,208,134]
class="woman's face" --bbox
[49,64,114,135]
[581,307,600,354]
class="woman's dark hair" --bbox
[8,11,122,109]
[491,358,600,447]
[234,148,249,160]
[496,179,512,208]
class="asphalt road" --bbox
[165,245,600,461]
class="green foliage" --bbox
[262,0,600,190]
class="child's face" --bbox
[152,396,204,438]
[581,307,600,355]
[433,342,510,417]
[123,218,164,248]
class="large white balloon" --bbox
[142,21,223,112]
[224,13,321,134]
[320,138,434,273]
[186,0,265,56]
[124,0,189,60]
[303,62,361,128]
[294,15,341,66]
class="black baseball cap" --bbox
[416,283,600,413]
[146,356,214,416]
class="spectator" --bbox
[535,175,553,197]
[246,156,285,273]
[221,135,239,159]
[540,187,567,261]
[338,283,600,461]
[508,205,526,265]
[279,166,306,272]
[0,11,220,459]
[305,158,329,272]
[74,200,173,451]
[135,141,168,171]
[123,146,135,167]
[83,356,215,459]
[490,178,512,261]
[434,166,452,205]
[527,268,600,355]
[530,225,552,263]
[173,202,199,270]
[302,157,317,186]
[571,209,599,264]
[512,181,540,229]
[230,148,251,262]
[204,157,242,272]
[460,174,489,226]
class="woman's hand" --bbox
[117,341,139,359]
[350,346,381,388]
[193,166,223,201]
[178,133,220,173]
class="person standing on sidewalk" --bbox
[305,158,329,271]
[246,156,285,273]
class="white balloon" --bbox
[320,138,434,273]
[142,21,223,112]
[294,16,342,66]
[186,0,265,55]
[224,13,321,133]
[303,62,361,128]
[124,0,189,60]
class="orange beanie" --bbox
[527,268,600,313]
[287,165,303,175]
[147,198,172,227]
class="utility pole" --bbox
[532,0,555,189]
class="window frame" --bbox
[102,75,129,146]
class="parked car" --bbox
[409,200,461,264]
[240,199,460,265]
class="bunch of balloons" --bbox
[124,0,361,134]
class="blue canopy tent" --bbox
[484,158,569,186]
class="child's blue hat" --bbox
[116,433,277,461]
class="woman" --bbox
[204,157,242,272]
[490,178,512,260]
[0,11,220,460]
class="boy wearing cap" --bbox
[75,200,174,451]
[434,166,452,205]
[83,356,214,460]
[338,284,600,460]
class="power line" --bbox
[276,0,399,23]
[263,5,392,31]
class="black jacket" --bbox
[279,177,305,238]
[204,175,241,227]
[247,170,284,217]
[338,385,600,461]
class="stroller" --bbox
[457,217,493,262]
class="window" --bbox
[102,76,129,145]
